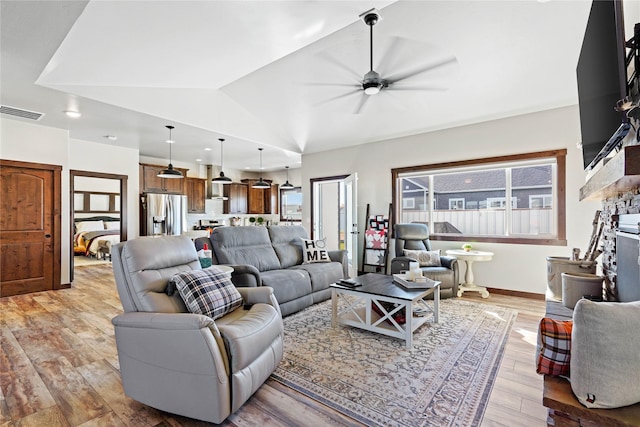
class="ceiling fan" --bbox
[314,8,458,113]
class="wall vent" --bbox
[0,105,45,121]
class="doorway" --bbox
[310,174,358,278]
[70,170,127,281]
[0,159,62,296]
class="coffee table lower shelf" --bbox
[331,283,439,349]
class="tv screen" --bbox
[576,0,629,170]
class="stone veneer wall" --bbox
[600,188,640,300]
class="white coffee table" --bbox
[446,249,493,298]
[331,273,440,349]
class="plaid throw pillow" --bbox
[536,318,573,376]
[170,267,243,320]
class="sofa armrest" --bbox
[328,249,348,278]
[229,264,261,287]
[237,286,282,317]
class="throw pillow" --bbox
[403,249,441,267]
[170,267,243,320]
[535,318,572,376]
[570,299,640,409]
[301,238,331,263]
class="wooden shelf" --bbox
[579,144,640,201]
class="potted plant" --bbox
[257,217,264,226]
[462,243,473,252]
[249,217,256,225]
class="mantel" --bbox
[579,144,640,201]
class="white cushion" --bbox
[75,220,104,232]
[570,299,640,408]
[403,249,441,267]
[104,221,120,230]
[301,238,330,263]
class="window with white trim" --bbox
[392,150,566,245]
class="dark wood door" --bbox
[1,160,61,297]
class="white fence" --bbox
[401,208,554,236]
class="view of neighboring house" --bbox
[400,164,554,236]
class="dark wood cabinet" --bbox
[139,163,188,194]
[242,179,278,214]
[186,178,206,213]
[223,183,248,214]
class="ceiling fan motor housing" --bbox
[360,8,381,26]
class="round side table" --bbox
[445,249,494,298]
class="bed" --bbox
[74,216,121,259]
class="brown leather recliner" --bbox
[111,235,283,423]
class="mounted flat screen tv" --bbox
[577,0,630,170]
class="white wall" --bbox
[69,139,140,238]
[301,106,601,294]
[1,118,72,284]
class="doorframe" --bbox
[70,170,128,281]
[309,175,348,240]
[0,159,63,290]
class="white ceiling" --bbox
[1,0,597,172]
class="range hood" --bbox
[206,165,228,200]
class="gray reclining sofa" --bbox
[196,225,348,317]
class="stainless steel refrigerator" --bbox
[141,193,188,236]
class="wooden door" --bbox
[1,160,62,297]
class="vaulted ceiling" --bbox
[1,1,601,171]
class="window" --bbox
[449,198,465,210]
[391,150,566,245]
[402,198,415,209]
[280,187,302,222]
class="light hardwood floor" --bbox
[0,265,547,426]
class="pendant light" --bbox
[212,138,232,184]
[252,148,270,189]
[281,166,295,189]
[157,125,183,179]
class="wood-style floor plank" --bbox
[0,265,548,426]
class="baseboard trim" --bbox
[485,287,545,300]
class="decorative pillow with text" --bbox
[301,238,331,263]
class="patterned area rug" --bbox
[271,298,517,427]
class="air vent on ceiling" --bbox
[0,105,45,121]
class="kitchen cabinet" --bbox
[140,163,188,194]
[223,183,248,214]
[186,178,206,213]
[241,179,278,214]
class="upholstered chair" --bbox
[391,223,459,298]
[111,235,283,424]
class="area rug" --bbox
[271,298,517,427]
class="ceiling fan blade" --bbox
[354,94,371,115]
[314,89,362,107]
[385,56,458,84]
[375,36,406,75]
[305,82,360,88]
[387,84,449,92]
[317,51,362,82]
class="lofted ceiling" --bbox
[1,0,597,172]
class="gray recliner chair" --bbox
[111,235,283,424]
[391,223,459,298]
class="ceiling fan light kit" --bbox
[252,148,271,189]
[158,125,184,179]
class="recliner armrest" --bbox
[440,256,458,270]
[237,286,282,317]
[112,311,215,330]
[229,264,261,287]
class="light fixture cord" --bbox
[370,23,374,72]
[219,138,225,170]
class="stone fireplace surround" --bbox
[601,189,640,300]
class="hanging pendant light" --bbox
[252,148,271,189]
[157,125,184,179]
[212,138,232,184]
[281,166,295,189]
